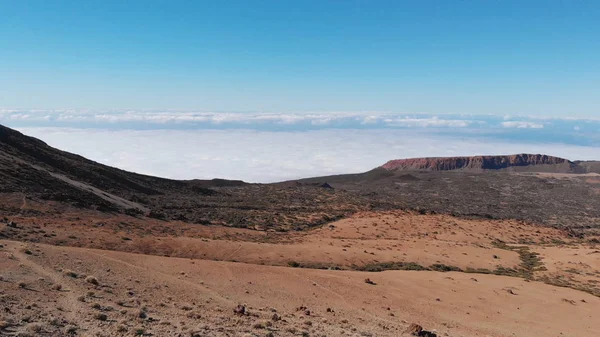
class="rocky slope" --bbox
[381,154,581,172]
[0,124,360,229]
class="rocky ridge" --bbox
[381,154,578,172]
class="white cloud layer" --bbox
[16,127,600,183]
[2,109,597,131]
[501,121,544,129]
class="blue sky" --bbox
[2,1,599,181]
[1,1,599,116]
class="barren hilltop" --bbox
[1,124,600,337]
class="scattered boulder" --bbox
[364,278,376,285]
[85,276,99,285]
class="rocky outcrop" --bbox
[381,154,575,172]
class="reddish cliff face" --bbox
[381,154,572,171]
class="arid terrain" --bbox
[2,124,600,336]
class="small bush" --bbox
[429,264,463,272]
[253,321,267,329]
[26,323,45,333]
[64,325,78,335]
[356,261,426,272]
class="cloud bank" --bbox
[2,109,598,182]
[1,109,598,138]
[16,127,600,183]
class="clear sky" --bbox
[1,1,599,117]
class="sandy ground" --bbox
[1,240,599,337]
[2,210,600,336]
[2,211,569,270]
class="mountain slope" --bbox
[0,124,360,230]
[0,124,222,213]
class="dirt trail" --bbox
[85,249,233,307]
[6,242,95,334]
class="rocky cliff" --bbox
[381,154,577,172]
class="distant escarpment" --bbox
[381,154,581,173]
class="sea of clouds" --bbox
[2,109,599,182]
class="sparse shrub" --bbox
[64,325,78,334]
[16,332,34,337]
[356,261,426,272]
[253,321,266,329]
[18,281,27,289]
[94,313,108,321]
[52,283,63,291]
[429,264,462,272]
[465,267,492,274]
[49,317,62,326]
[26,323,44,333]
